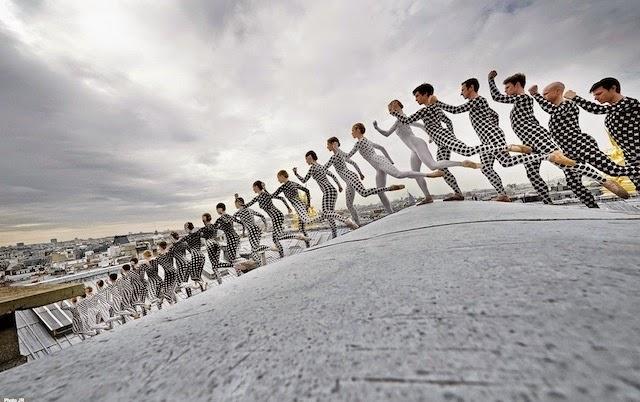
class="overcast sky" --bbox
[1,0,639,245]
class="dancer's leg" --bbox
[413,139,466,170]
[410,151,431,198]
[563,169,599,208]
[479,152,506,195]
[345,184,361,226]
[523,159,553,204]
[375,170,393,213]
[436,147,462,194]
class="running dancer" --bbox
[245,181,310,258]
[142,250,163,308]
[170,232,192,296]
[433,78,573,202]
[273,170,313,247]
[529,82,631,198]
[233,196,270,267]
[128,257,150,315]
[565,77,640,190]
[391,84,543,201]
[294,150,358,238]
[214,203,242,263]
[325,136,405,224]
[346,123,443,211]
[179,222,207,291]
[373,100,482,204]
[489,70,621,207]
[200,212,234,285]
[156,241,179,304]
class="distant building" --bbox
[113,235,130,245]
[16,242,24,247]
[50,239,58,244]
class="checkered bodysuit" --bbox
[392,105,510,194]
[213,213,242,262]
[272,180,312,247]
[326,148,393,226]
[245,191,298,258]
[156,249,178,304]
[489,77,606,207]
[436,97,547,195]
[171,239,191,285]
[573,95,640,189]
[128,264,148,312]
[61,302,93,338]
[295,163,352,238]
[233,206,268,265]
[180,232,206,284]
[198,222,233,284]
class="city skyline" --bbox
[1,1,639,245]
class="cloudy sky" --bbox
[1,0,639,245]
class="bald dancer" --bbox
[530,82,633,197]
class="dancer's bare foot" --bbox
[296,234,311,242]
[462,160,482,169]
[443,193,465,201]
[508,144,533,154]
[346,219,359,230]
[427,170,445,178]
[603,179,630,199]
[548,150,576,167]
[493,194,512,202]
[416,196,434,205]
[388,184,405,191]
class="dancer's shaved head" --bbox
[542,81,565,105]
[544,81,565,93]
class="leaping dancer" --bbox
[273,170,313,248]
[325,136,405,225]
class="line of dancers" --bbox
[61,71,639,338]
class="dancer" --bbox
[142,250,163,308]
[117,265,138,318]
[245,181,310,258]
[200,212,234,285]
[233,196,270,268]
[391,84,549,201]
[346,123,443,210]
[564,77,640,190]
[169,232,192,296]
[530,82,633,197]
[294,150,358,238]
[106,273,137,322]
[156,241,179,304]
[61,297,94,339]
[433,78,573,202]
[325,136,405,224]
[273,170,313,247]
[129,257,150,315]
[489,70,625,207]
[373,100,483,204]
[179,222,208,292]
[214,203,242,263]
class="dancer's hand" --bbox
[488,70,497,79]
[292,167,298,174]
[287,208,292,214]
[564,90,576,100]
[338,186,343,192]
[234,193,239,199]
[372,120,379,129]
[360,174,365,180]
[528,85,538,95]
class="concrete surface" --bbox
[0,202,639,401]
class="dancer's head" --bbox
[351,123,365,139]
[235,197,245,209]
[122,264,131,274]
[387,99,403,113]
[589,77,621,104]
[130,257,138,266]
[305,150,318,165]
[85,286,93,296]
[327,136,340,152]
[142,250,153,260]
[216,203,226,215]
[412,83,434,105]
[158,240,168,251]
[252,180,265,193]
[170,231,180,240]
[277,170,289,183]
[503,73,526,95]
[184,222,195,232]
[461,78,480,99]
[202,212,212,224]
[542,82,565,104]
[70,297,78,305]
[96,279,104,289]
[109,273,118,283]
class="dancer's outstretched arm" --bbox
[488,71,517,104]
[293,167,311,183]
[244,195,259,208]
[249,209,268,229]
[345,157,364,178]
[326,169,343,191]
[346,141,360,158]
[290,181,312,207]
[436,100,472,114]
[532,93,557,114]
[272,193,292,212]
[440,113,455,134]
[372,120,399,137]
[568,92,612,114]
[369,139,394,164]
[391,108,429,124]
